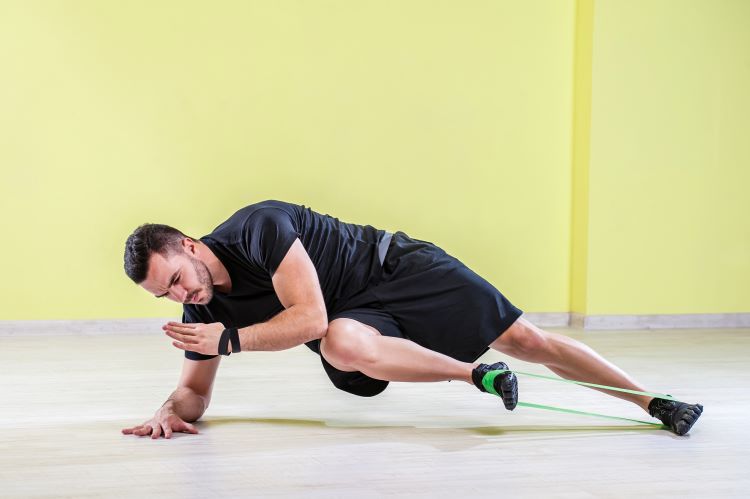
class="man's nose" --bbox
[174,287,189,303]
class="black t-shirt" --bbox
[182,200,388,360]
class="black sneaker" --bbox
[472,362,518,410]
[648,397,703,435]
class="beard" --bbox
[189,255,215,304]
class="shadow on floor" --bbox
[200,416,667,435]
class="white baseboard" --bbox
[569,312,750,330]
[0,318,174,336]
[519,313,572,328]
[0,313,749,336]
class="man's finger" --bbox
[171,341,187,351]
[151,423,162,439]
[179,422,199,434]
[166,322,199,329]
[163,325,198,335]
[134,425,152,436]
[165,330,199,344]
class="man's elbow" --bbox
[200,394,211,414]
[312,315,329,340]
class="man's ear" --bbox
[182,237,198,255]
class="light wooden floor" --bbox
[1,325,748,498]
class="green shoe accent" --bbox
[481,369,504,396]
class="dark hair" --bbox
[123,223,193,284]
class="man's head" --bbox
[124,224,215,305]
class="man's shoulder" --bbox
[244,199,296,211]
[206,200,300,237]
[229,200,302,224]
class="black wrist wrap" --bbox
[218,327,241,356]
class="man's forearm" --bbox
[162,386,207,422]
[239,303,327,351]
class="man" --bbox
[121,200,702,439]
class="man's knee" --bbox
[321,319,388,397]
[493,318,549,360]
[320,319,378,370]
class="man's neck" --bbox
[198,241,232,293]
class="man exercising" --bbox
[121,200,702,439]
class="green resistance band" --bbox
[482,369,671,428]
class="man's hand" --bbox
[163,321,225,355]
[121,404,199,439]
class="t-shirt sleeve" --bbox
[181,308,218,361]
[245,207,300,276]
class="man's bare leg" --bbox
[489,317,652,410]
[321,318,476,383]
[489,317,703,435]
[321,316,701,434]
[321,318,518,408]
[321,317,649,404]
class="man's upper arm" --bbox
[271,238,327,324]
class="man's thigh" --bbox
[321,308,404,369]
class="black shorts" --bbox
[306,231,524,397]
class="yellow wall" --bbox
[570,0,594,314]
[584,0,750,314]
[0,1,575,320]
[2,1,747,322]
